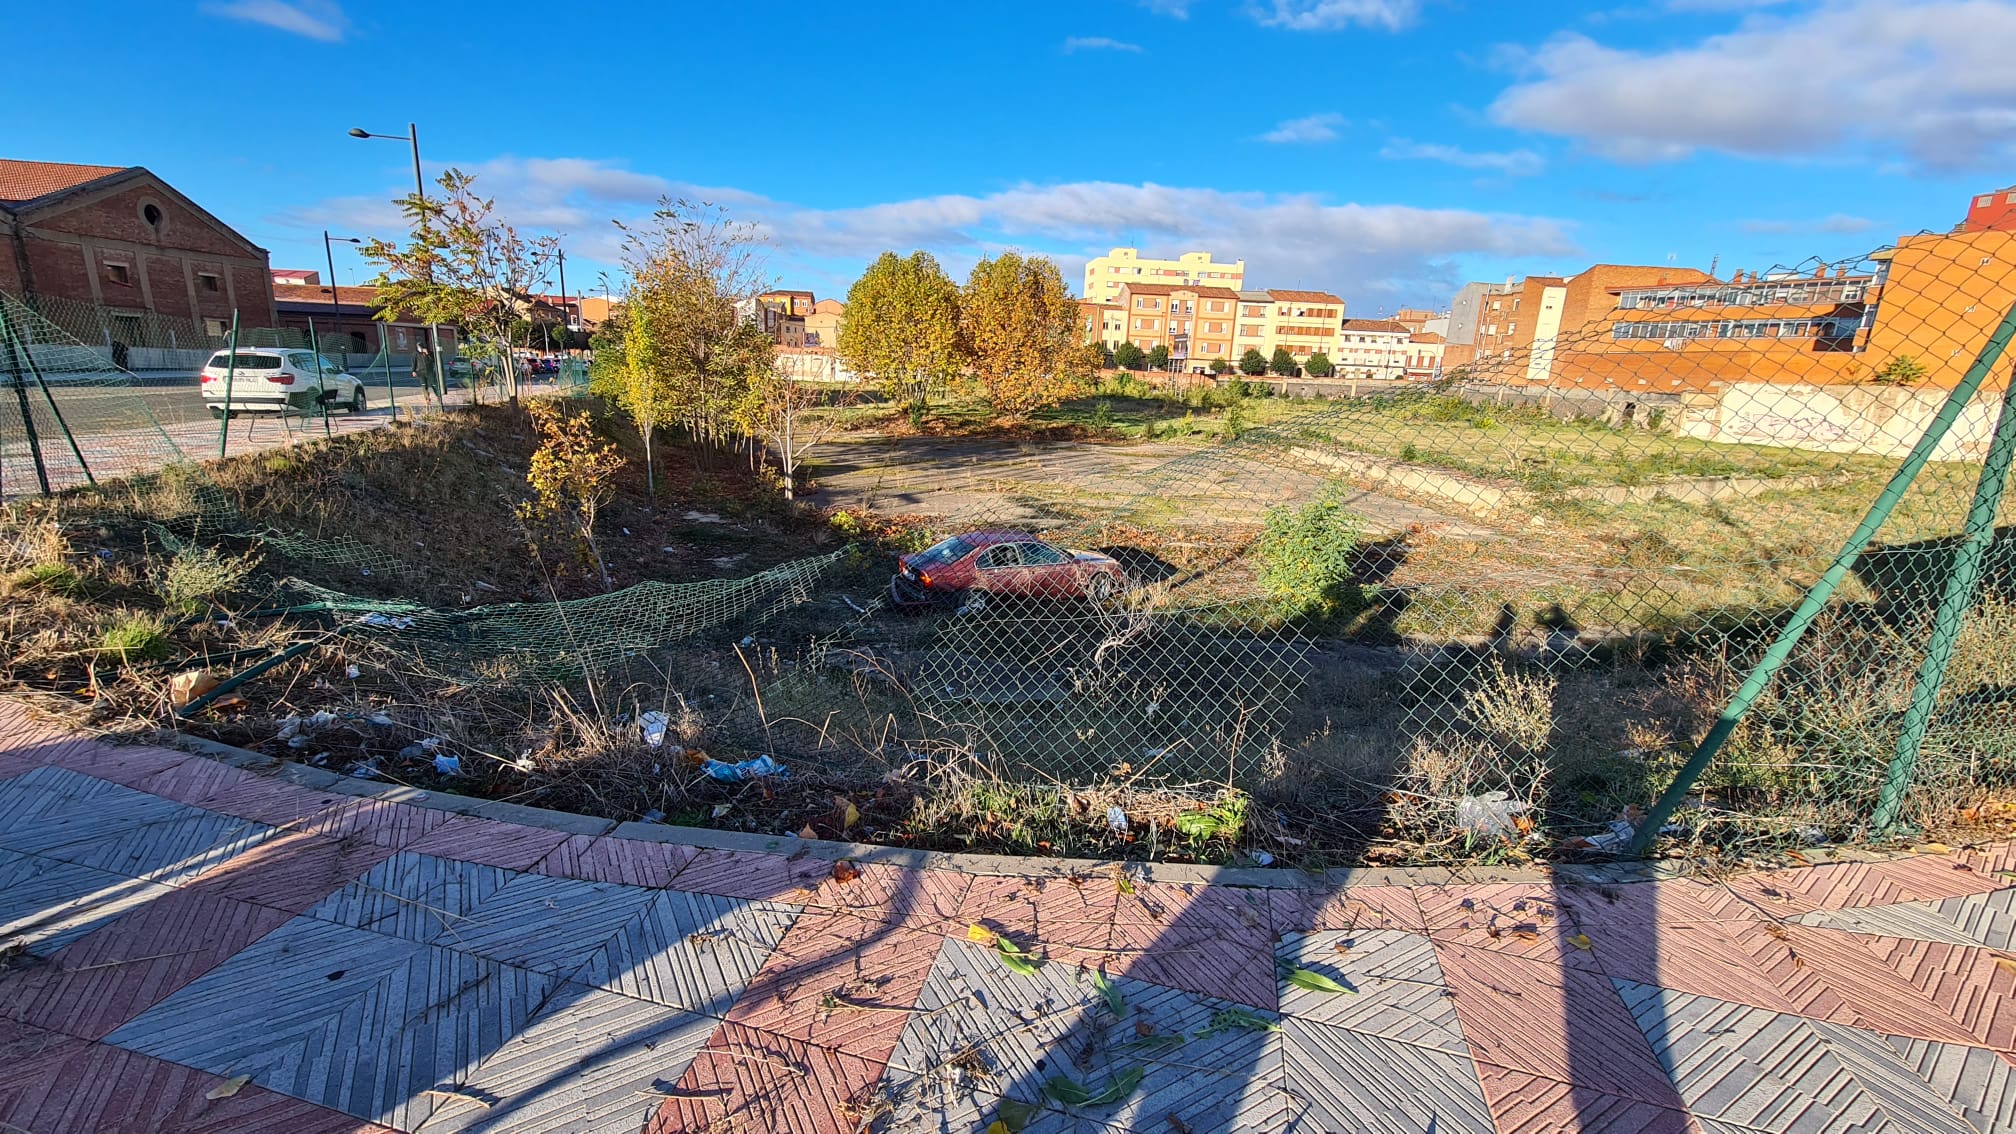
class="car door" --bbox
[1016,541,1073,596]
[973,543,1029,596]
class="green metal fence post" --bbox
[0,299,52,495]
[0,305,93,487]
[1629,300,2016,856]
[381,340,397,420]
[216,313,238,459]
[308,317,332,439]
[1870,363,2016,832]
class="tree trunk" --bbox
[642,423,656,498]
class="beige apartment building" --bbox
[1083,247,1245,304]
[1105,283,1241,369]
[1264,289,1346,366]
[804,297,844,348]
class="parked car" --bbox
[200,349,367,418]
[889,530,1125,611]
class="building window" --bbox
[106,263,131,286]
[203,317,227,337]
[198,272,221,293]
[139,201,166,237]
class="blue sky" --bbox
[8,0,2016,313]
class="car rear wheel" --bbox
[209,406,228,421]
[349,388,367,414]
[957,588,989,615]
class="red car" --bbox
[890,530,1124,610]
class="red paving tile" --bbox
[1592,918,1810,1017]
[296,796,453,848]
[405,813,572,870]
[178,829,396,913]
[1859,935,2016,1049]
[650,1021,889,1134]
[955,873,1124,963]
[49,740,193,789]
[1419,882,1602,972]
[672,848,839,904]
[1718,855,2006,914]
[1711,922,1984,1045]
[191,775,346,828]
[536,833,697,886]
[132,756,264,808]
[2,888,291,1040]
[1288,883,1427,933]
[0,1037,391,1134]
[1435,941,1687,1110]
[1106,914,1277,1009]
[1475,1063,1695,1134]
[723,910,943,1058]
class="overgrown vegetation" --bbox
[1253,492,1364,618]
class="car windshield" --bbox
[909,535,981,568]
[207,352,282,370]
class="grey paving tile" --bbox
[0,846,178,956]
[414,983,716,1134]
[1618,980,1978,1133]
[1879,1036,2016,1134]
[1792,902,1996,947]
[1275,929,1468,1055]
[571,889,799,1017]
[1931,889,2016,951]
[431,871,659,975]
[305,852,519,943]
[882,937,1281,1134]
[105,914,555,1131]
[28,806,274,885]
[0,765,135,834]
[1281,1016,1496,1133]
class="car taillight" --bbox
[917,571,933,588]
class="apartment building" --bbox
[1265,289,1346,366]
[1082,247,1245,304]
[804,297,844,347]
[1467,265,1715,383]
[754,289,814,347]
[1104,283,1242,367]
[1334,318,1412,379]
[1080,300,1125,348]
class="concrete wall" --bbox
[1687,381,2004,461]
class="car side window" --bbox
[977,545,1019,569]
[1020,542,1067,566]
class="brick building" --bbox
[272,282,457,358]
[0,159,275,340]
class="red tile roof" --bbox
[1267,289,1343,303]
[1119,282,1240,298]
[1341,319,1411,333]
[274,282,381,306]
[0,159,130,205]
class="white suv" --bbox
[200,349,367,418]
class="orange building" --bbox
[1109,282,1240,368]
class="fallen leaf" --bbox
[995,936,1041,975]
[1567,934,1594,951]
[831,860,860,884]
[1993,956,2016,977]
[1093,969,1126,1016]
[967,924,1000,946]
[1195,1007,1280,1037]
[1133,1018,1155,1038]
[797,824,817,840]
[206,1075,251,1100]
[1044,1067,1144,1107]
[1284,968,1355,995]
[168,669,220,708]
[1917,842,1954,854]
[835,796,860,830]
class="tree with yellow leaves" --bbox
[957,252,1094,418]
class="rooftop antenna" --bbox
[1708,253,1719,278]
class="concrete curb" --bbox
[151,727,1925,893]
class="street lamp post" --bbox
[348,122,445,407]
[321,230,361,361]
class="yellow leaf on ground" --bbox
[1993,956,2016,976]
[1567,934,1594,951]
[967,924,999,946]
[206,1075,251,1100]
[1917,843,1954,854]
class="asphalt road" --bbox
[22,370,440,435]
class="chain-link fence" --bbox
[3,236,2013,855]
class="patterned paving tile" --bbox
[1275,930,1470,1054]
[883,936,1284,1134]
[0,1031,396,1134]
[1797,887,2016,952]
[298,796,455,849]
[1707,922,1983,1045]
[1105,902,1275,1010]
[0,763,162,837]
[536,833,696,887]
[0,846,181,956]
[407,815,573,871]
[672,851,968,931]
[1472,1063,1694,1133]
[1270,883,1426,935]
[1618,980,1980,1133]
[192,774,348,828]
[573,889,801,1017]
[1435,940,1686,1108]
[668,848,835,904]
[1420,881,1604,971]
[414,983,716,1134]
[131,750,265,806]
[1880,1035,2016,1133]
[185,828,400,914]
[305,851,520,943]
[433,871,661,975]
[0,764,276,886]
[1857,935,2016,1049]
[649,1020,889,1134]
[106,914,556,1131]
[1283,1016,1494,1133]
[722,909,945,1058]
[1,886,291,1039]
[956,873,1124,964]
[47,740,195,790]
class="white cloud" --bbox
[1739,213,1875,234]
[1063,36,1145,52]
[1489,1,2016,169]
[287,161,1578,306]
[1381,138,1546,175]
[203,0,347,41]
[1259,113,1348,144]
[1253,0,1423,30]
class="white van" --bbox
[199,349,367,418]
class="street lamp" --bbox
[348,122,444,402]
[322,231,361,360]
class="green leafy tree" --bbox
[957,252,1091,417]
[1255,492,1365,618]
[838,251,961,414]
[1872,354,1927,385]
[361,168,559,404]
[1304,351,1334,378]
[1146,344,1171,370]
[1113,341,1146,370]
[517,399,625,591]
[1238,347,1268,376]
[1209,358,1231,375]
[1268,347,1298,377]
